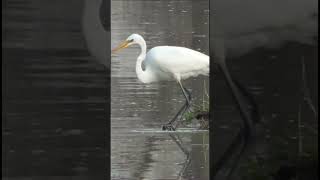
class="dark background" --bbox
[210,0,318,179]
[2,0,110,178]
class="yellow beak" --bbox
[112,40,130,53]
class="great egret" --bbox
[112,34,209,131]
[212,37,257,179]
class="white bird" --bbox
[112,34,209,130]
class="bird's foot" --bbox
[162,124,176,131]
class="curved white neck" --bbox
[135,40,153,83]
[82,0,108,66]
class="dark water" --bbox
[212,43,318,179]
[3,0,108,178]
[111,0,209,179]
[211,0,318,178]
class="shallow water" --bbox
[3,0,317,179]
[111,0,209,179]
[3,0,108,177]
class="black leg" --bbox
[178,81,191,106]
[162,103,187,131]
[175,87,192,128]
[162,81,192,131]
[167,102,188,124]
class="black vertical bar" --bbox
[209,0,214,179]
[104,0,111,179]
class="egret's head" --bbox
[112,34,144,53]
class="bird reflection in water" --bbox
[168,133,192,179]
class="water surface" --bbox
[111,0,209,179]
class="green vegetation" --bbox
[184,80,209,129]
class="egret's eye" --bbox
[128,39,134,43]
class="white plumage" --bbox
[112,33,209,130]
[147,46,209,81]
[112,34,209,84]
